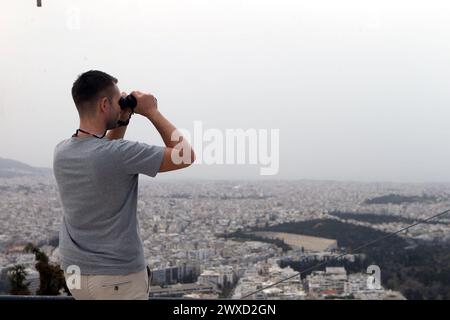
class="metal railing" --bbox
[0,295,74,300]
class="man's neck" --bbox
[76,120,107,138]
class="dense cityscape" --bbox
[1,172,450,299]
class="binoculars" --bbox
[119,94,137,110]
[117,94,137,127]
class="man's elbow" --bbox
[188,148,196,166]
[178,146,196,167]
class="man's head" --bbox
[72,70,123,130]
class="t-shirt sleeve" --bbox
[117,140,165,177]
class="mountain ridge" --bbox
[0,157,52,178]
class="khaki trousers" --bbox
[64,267,152,300]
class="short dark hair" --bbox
[71,70,118,115]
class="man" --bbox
[53,70,195,300]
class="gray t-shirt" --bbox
[53,135,165,275]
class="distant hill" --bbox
[0,157,52,178]
[363,193,437,205]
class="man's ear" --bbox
[98,97,109,114]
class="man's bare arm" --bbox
[146,111,188,149]
[146,111,196,171]
[106,125,127,140]
[131,91,195,171]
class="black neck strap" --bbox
[72,128,107,139]
[72,111,133,138]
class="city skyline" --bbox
[1,175,449,299]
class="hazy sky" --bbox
[1,0,450,182]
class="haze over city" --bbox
[2,0,450,182]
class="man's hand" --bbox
[130,91,159,118]
[119,107,133,122]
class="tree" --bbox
[35,261,68,296]
[23,243,69,296]
[8,264,31,295]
